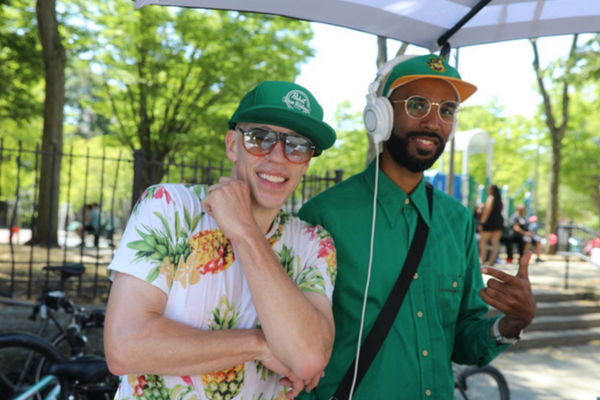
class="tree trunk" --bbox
[33,0,65,247]
[530,35,577,254]
[546,136,561,249]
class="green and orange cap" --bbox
[382,54,477,102]
[228,81,336,156]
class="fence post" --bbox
[131,149,145,210]
[335,169,344,184]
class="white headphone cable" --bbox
[348,144,380,400]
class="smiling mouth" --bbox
[258,173,286,183]
[414,137,436,146]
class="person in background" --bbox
[479,184,504,266]
[528,215,544,263]
[507,204,536,263]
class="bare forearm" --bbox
[232,232,334,379]
[105,273,269,377]
[105,312,265,377]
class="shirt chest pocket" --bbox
[437,275,463,326]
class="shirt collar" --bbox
[362,159,432,228]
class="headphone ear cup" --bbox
[363,97,394,144]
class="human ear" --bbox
[225,130,237,163]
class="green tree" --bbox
[309,101,368,177]
[0,0,43,122]
[530,35,579,252]
[559,86,600,229]
[75,1,314,190]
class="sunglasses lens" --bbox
[285,135,314,163]
[244,129,277,154]
[240,128,314,163]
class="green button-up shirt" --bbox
[298,160,507,400]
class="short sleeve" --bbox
[107,184,206,294]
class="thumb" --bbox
[517,250,532,279]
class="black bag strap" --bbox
[330,183,434,400]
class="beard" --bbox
[386,130,446,173]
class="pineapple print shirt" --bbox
[298,160,509,400]
[108,184,337,400]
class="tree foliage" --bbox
[0,0,44,121]
[72,1,314,189]
[309,101,368,177]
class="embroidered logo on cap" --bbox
[426,57,446,73]
[283,90,311,114]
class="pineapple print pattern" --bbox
[108,184,335,400]
[201,295,244,399]
[189,230,235,276]
[130,374,169,400]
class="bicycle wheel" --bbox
[456,365,510,400]
[0,332,67,400]
[34,324,105,387]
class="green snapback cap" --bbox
[382,54,477,102]
[228,81,336,156]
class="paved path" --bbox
[482,255,600,400]
[490,342,600,400]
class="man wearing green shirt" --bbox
[298,54,536,399]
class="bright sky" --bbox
[297,22,584,126]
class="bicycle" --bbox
[0,332,116,400]
[454,363,510,400]
[0,264,106,360]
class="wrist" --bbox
[493,316,522,345]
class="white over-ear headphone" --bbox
[363,55,418,144]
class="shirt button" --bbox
[453,281,458,288]
[417,311,423,318]
[405,198,410,204]
[425,389,432,396]
[422,350,428,357]
[413,273,419,280]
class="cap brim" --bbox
[387,75,478,102]
[233,106,336,156]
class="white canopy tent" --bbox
[133,0,600,52]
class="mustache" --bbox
[406,131,444,143]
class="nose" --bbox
[265,139,288,163]
[420,104,443,132]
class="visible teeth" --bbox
[259,173,285,183]
[416,138,434,145]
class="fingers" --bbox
[517,250,532,279]
[279,375,304,398]
[303,371,324,392]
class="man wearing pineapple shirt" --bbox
[105,81,337,400]
[298,55,536,399]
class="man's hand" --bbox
[480,251,536,338]
[201,177,258,240]
[279,372,324,399]
[259,354,305,398]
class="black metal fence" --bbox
[0,141,342,300]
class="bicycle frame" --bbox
[11,375,60,400]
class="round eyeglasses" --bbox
[237,127,315,164]
[391,95,460,124]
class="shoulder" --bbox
[280,212,332,240]
[432,187,471,217]
[301,172,366,211]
